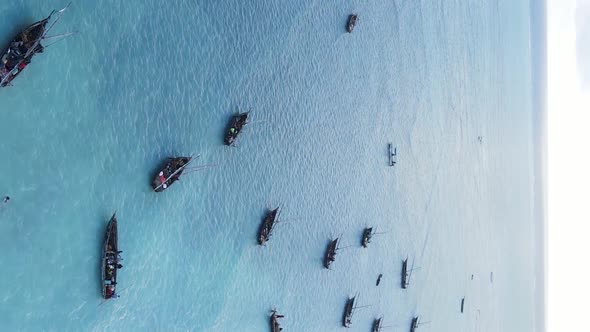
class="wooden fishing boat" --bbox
[388,144,397,166]
[152,157,192,192]
[270,309,284,332]
[361,227,373,247]
[101,213,120,299]
[342,296,355,327]
[258,207,280,245]
[372,317,383,332]
[376,274,383,286]
[461,297,465,313]
[323,237,339,269]
[409,317,419,332]
[346,14,358,33]
[401,258,409,289]
[1,3,73,87]
[224,111,249,146]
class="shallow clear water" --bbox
[0,0,540,331]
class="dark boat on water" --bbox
[224,111,249,146]
[372,317,383,332]
[460,297,465,313]
[101,213,121,300]
[388,144,397,166]
[342,296,356,328]
[270,309,284,332]
[1,3,72,87]
[409,317,419,332]
[376,274,383,286]
[401,258,409,289]
[346,14,358,33]
[152,156,192,192]
[258,207,280,245]
[361,227,373,247]
[323,236,340,269]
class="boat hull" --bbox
[152,157,191,192]
[258,208,279,245]
[323,238,338,269]
[0,18,49,87]
[361,227,373,247]
[342,297,355,327]
[346,14,357,33]
[372,318,382,332]
[401,259,409,289]
[101,213,118,299]
[224,112,249,146]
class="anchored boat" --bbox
[372,317,383,332]
[376,274,383,286]
[152,157,192,192]
[323,236,340,269]
[410,317,419,332]
[224,111,249,146]
[1,3,74,87]
[270,309,284,332]
[258,207,280,245]
[346,14,358,33]
[401,258,409,289]
[361,227,373,247]
[342,296,356,328]
[101,213,121,300]
[388,144,397,166]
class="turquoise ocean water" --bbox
[0,0,542,331]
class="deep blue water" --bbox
[0,0,541,331]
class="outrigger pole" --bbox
[181,164,218,175]
[407,262,421,284]
[43,31,78,47]
[24,2,71,59]
[43,31,77,41]
[373,228,390,235]
[354,305,372,310]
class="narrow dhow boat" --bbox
[323,236,340,269]
[152,156,192,192]
[258,207,280,245]
[401,258,409,289]
[460,297,465,313]
[409,317,419,332]
[1,3,73,87]
[224,111,249,146]
[376,274,383,286]
[101,213,121,300]
[342,296,356,328]
[388,144,397,166]
[346,14,358,33]
[361,227,373,247]
[270,309,284,332]
[372,317,383,332]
